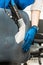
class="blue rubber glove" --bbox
[0,0,15,8]
[22,26,38,52]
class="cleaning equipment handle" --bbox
[9,2,23,28]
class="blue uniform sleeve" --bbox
[0,0,35,9]
[15,0,35,10]
[0,0,10,8]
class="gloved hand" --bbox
[0,0,15,8]
[22,26,38,52]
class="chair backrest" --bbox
[38,20,43,33]
[34,20,43,43]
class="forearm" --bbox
[31,10,40,26]
[31,0,43,27]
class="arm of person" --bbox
[31,0,43,26]
[31,10,40,26]
[22,0,43,52]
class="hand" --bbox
[0,0,15,8]
[22,26,38,52]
